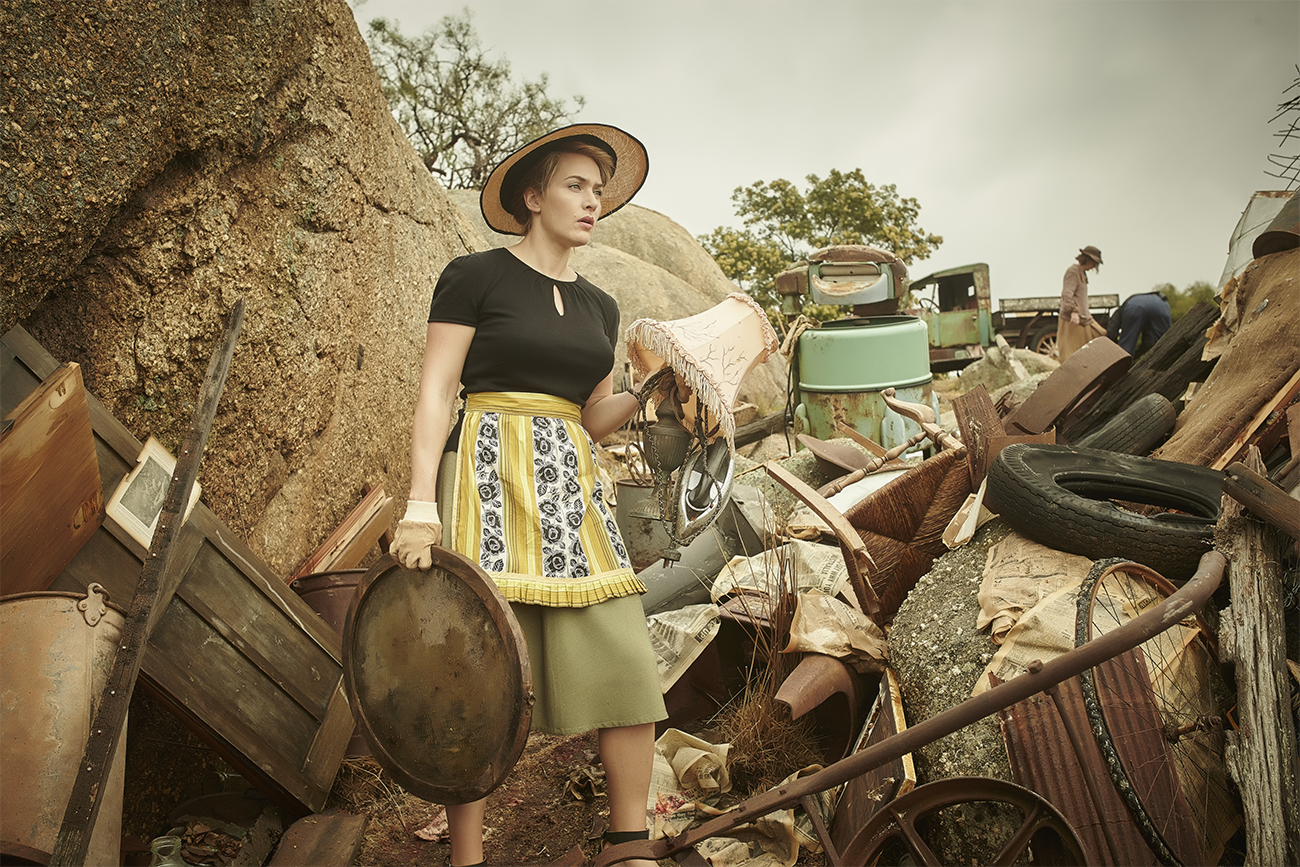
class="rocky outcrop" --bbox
[449,190,788,414]
[3,0,785,577]
[7,0,481,575]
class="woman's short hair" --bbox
[504,141,616,234]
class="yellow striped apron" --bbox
[448,392,644,608]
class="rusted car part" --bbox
[985,444,1223,581]
[51,299,246,867]
[766,446,972,625]
[1223,460,1300,540]
[1251,189,1299,259]
[774,653,871,763]
[1002,337,1131,436]
[1,586,127,867]
[828,669,915,857]
[1002,674,1166,865]
[344,552,532,805]
[592,552,1226,867]
[1076,559,1236,866]
[840,777,1088,866]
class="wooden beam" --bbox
[50,299,246,867]
[1210,367,1300,471]
[1215,447,1300,866]
[267,811,368,866]
[288,485,394,582]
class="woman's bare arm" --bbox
[581,370,639,443]
[408,321,475,502]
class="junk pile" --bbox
[2,195,1297,867]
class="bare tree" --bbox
[367,11,585,190]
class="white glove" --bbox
[391,500,442,570]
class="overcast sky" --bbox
[351,0,1297,305]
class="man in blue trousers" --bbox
[1107,290,1172,357]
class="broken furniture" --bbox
[1,325,354,823]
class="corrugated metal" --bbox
[999,671,1157,865]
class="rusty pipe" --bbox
[594,550,1226,866]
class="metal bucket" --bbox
[1,584,127,867]
[614,479,671,572]
[288,569,369,756]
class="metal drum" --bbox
[289,569,370,756]
[343,551,532,804]
[1,584,127,867]
[794,315,938,450]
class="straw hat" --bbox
[1079,245,1104,265]
[480,123,649,236]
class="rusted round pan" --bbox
[343,550,533,804]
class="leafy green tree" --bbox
[700,169,943,317]
[1151,280,1218,321]
[367,11,584,190]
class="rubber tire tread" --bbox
[985,444,1222,580]
[1074,392,1176,456]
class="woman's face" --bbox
[525,152,604,247]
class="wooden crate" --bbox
[0,326,353,816]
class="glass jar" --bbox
[148,834,187,867]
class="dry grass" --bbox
[715,689,823,796]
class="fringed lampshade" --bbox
[626,293,779,446]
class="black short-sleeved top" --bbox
[428,246,620,406]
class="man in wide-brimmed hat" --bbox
[1057,245,1104,362]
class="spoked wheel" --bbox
[1075,558,1239,866]
[841,777,1088,866]
[1030,323,1059,358]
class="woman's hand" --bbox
[1070,311,1081,326]
[392,500,442,570]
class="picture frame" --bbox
[105,435,201,549]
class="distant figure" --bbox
[1107,290,1171,357]
[1057,245,1105,362]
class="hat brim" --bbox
[1079,248,1104,265]
[480,123,649,236]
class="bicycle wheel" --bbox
[1075,558,1239,866]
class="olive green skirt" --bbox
[512,594,667,735]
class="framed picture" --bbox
[106,436,201,549]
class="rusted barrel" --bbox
[289,569,370,756]
[1,584,127,866]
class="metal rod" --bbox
[50,299,246,866]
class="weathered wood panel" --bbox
[0,362,102,595]
[267,811,368,867]
[0,325,353,816]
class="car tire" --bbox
[985,444,1222,580]
[1073,393,1177,456]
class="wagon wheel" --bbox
[841,776,1088,866]
[1075,558,1235,866]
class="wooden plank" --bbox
[1215,448,1300,865]
[951,386,1002,488]
[1223,461,1300,540]
[289,486,394,581]
[267,811,368,867]
[4,324,351,822]
[1210,368,1300,471]
[1,363,103,595]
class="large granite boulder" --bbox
[5,0,480,575]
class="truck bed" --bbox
[999,294,1119,313]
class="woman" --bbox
[1057,245,1104,362]
[390,124,666,867]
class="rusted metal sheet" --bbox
[344,552,532,805]
[1003,337,1131,435]
[1000,676,1156,865]
[828,669,914,857]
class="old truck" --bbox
[906,262,1118,369]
